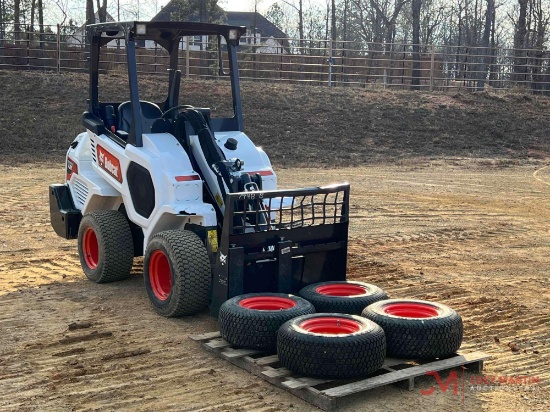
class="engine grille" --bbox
[73,178,89,207]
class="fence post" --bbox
[328,38,333,87]
[429,44,435,92]
[26,28,30,69]
[56,24,61,74]
[186,36,190,78]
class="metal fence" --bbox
[1,23,549,94]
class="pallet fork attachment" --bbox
[210,183,350,317]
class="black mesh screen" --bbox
[127,162,155,218]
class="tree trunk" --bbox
[30,0,36,31]
[38,0,44,49]
[86,0,95,25]
[14,0,20,41]
[531,0,548,93]
[512,0,528,83]
[298,0,304,54]
[324,2,329,48]
[331,0,336,42]
[411,0,422,89]
[488,3,497,83]
[477,0,494,91]
[0,0,4,42]
[97,0,107,23]
[341,0,348,84]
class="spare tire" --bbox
[361,299,463,359]
[277,313,386,379]
[299,281,387,314]
[219,293,315,351]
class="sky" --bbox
[219,1,277,12]
[156,1,323,15]
[43,0,326,26]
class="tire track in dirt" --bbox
[0,280,300,411]
[348,247,550,394]
[0,251,82,293]
[1,164,548,411]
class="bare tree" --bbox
[38,0,43,47]
[86,0,95,25]
[411,0,422,89]
[331,0,336,42]
[0,0,4,42]
[281,0,304,53]
[476,0,495,90]
[52,0,70,26]
[30,0,36,30]
[14,0,20,41]
[512,0,528,82]
[530,0,550,92]
[97,0,107,22]
[350,1,409,48]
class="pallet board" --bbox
[190,331,491,411]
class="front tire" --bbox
[361,299,463,358]
[144,230,211,317]
[77,210,134,283]
[298,281,388,314]
[277,313,386,379]
[219,293,315,351]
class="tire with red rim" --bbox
[77,210,134,283]
[219,293,315,351]
[144,230,211,317]
[298,281,388,314]
[277,313,386,379]
[361,299,463,359]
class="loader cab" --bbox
[83,21,247,148]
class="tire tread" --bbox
[78,210,134,283]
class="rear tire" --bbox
[277,313,386,379]
[361,299,463,359]
[77,210,134,283]
[144,230,211,317]
[299,280,388,314]
[219,293,315,351]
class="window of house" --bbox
[190,35,203,46]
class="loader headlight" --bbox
[136,23,147,35]
[228,29,239,41]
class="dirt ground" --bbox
[0,160,548,411]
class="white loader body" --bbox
[66,129,276,250]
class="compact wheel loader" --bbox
[49,21,350,317]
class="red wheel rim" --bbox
[149,250,172,301]
[239,296,296,310]
[382,302,440,318]
[299,317,363,335]
[82,227,99,269]
[315,283,368,296]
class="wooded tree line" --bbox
[263,1,548,52]
[0,0,548,89]
[0,0,44,40]
[264,0,549,88]
[1,1,547,51]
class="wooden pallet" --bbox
[190,331,490,411]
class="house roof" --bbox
[151,1,287,39]
[151,0,224,23]
[226,11,287,40]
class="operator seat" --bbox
[117,101,163,134]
